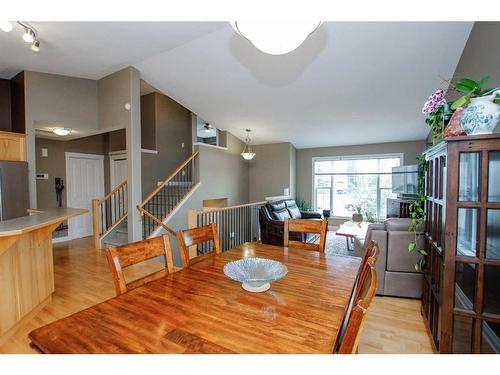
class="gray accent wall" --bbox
[140,92,192,198]
[35,130,126,210]
[248,142,296,201]
[296,140,426,205]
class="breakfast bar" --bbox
[0,208,86,345]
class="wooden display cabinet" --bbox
[423,134,500,353]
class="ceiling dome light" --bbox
[31,39,40,53]
[22,28,34,43]
[52,128,71,136]
[230,21,322,55]
[241,129,256,160]
[0,21,13,32]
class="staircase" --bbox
[138,151,199,239]
[92,152,199,249]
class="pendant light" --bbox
[241,129,256,160]
[230,21,322,55]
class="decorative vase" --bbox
[444,107,466,138]
[352,213,363,222]
[460,90,500,135]
[322,209,331,218]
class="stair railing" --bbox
[137,151,199,239]
[92,180,128,250]
[187,201,267,258]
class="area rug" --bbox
[325,232,359,258]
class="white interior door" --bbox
[110,157,128,189]
[66,152,105,239]
[110,156,128,223]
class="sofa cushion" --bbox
[383,271,422,298]
[384,218,424,232]
[271,208,291,221]
[269,201,286,212]
[285,200,302,219]
[387,232,424,273]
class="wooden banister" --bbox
[92,180,128,250]
[98,180,127,205]
[138,151,199,210]
[198,201,268,213]
[137,206,176,235]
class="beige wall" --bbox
[452,22,500,89]
[25,71,99,130]
[98,68,132,130]
[24,71,100,205]
[248,142,296,201]
[296,140,426,205]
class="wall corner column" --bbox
[127,67,142,242]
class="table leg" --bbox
[345,237,351,251]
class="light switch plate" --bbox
[41,148,48,157]
[36,173,49,180]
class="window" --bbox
[313,154,402,219]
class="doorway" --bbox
[109,153,128,223]
[65,152,105,239]
[109,154,127,189]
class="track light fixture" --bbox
[22,28,34,43]
[0,21,41,53]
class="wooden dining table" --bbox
[29,242,361,354]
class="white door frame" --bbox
[65,152,105,239]
[109,152,127,189]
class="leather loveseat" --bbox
[353,218,424,298]
[259,199,323,246]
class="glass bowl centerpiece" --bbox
[223,258,288,292]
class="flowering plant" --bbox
[422,89,447,114]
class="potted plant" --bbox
[423,76,500,140]
[347,203,363,222]
[422,89,453,142]
[450,76,500,135]
[296,197,313,212]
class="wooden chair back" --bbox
[354,240,380,302]
[105,235,174,296]
[176,223,221,266]
[336,246,379,354]
[284,219,328,252]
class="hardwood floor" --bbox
[0,237,434,354]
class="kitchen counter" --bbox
[0,208,86,238]
[0,207,87,345]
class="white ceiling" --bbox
[0,22,227,79]
[1,22,473,148]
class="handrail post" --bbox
[92,199,100,250]
[187,209,198,259]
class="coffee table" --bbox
[336,221,369,251]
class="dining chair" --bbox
[176,223,220,267]
[105,234,174,296]
[336,246,379,354]
[283,218,328,252]
[353,240,380,302]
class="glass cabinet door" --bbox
[458,152,480,202]
[488,152,500,202]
